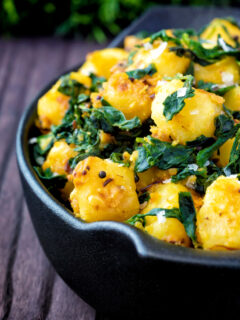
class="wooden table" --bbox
[0,38,106,320]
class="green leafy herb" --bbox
[163,75,195,120]
[126,208,181,227]
[90,73,106,92]
[127,50,137,66]
[110,152,130,167]
[58,75,86,97]
[224,128,240,175]
[171,34,240,66]
[135,136,195,172]
[179,192,197,243]
[89,105,141,132]
[197,115,237,167]
[126,63,157,79]
[197,80,235,96]
[149,29,180,45]
[34,167,67,191]
[126,192,197,244]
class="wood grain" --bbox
[0,38,103,320]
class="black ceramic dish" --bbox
[17,7,240,319]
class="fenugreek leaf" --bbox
[126,208,181,227]
[179,192,197,243]
[126,63,157,79]
[135,136,195,172]
[163,76,195,120]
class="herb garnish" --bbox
[163,75,195,120]
[126,63,157,79]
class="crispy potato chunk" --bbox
[69,157,139,222]
[194,57,240,85]
[42,140,77,175]
[200,18,240,48]
[126,39,190,78]
[140,182,197,247]
[197,176,240,250]
[151,79,223,144]
[80,48,128,79]
[100,72,154,122]
[224,86,240,111]
[213,138,234,167]
[37,71,90,129]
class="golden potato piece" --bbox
[42,140,77,176]
[194,57,240,86]
[126,39,190,78]
[200,18,240,48]
[80,48,128,79]
[37,72,90,129]
[124,35,142,51]
[151,79,223,144]
[213,138,234,167]
[37,80,69,129]
[197,176,240,250]
[224,86,240,111]
[101,72,153,122]
[140,182,195,247]
[70,157,139,222]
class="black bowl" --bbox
[17,7,240,318]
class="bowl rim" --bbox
[16,13,240,269]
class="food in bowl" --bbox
[30,17,240,251]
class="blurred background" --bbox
[1,0,240,42]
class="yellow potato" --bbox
[224,86,240,111]
[151,79,224,144]
[126,39,190,78]
[69,156,139,222]
[197,176,240,250]
[140,182,197,247]
[42,140,77,175]
[212,138,234,167]
[194,57,240,85]
[124,35,142,51]
[37,72,90,129]
[100,72,154,122]
[80,48,128,79]
[200,18,240,48]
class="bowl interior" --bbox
[16,6,240,268]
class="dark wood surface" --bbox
[0,38,106,320]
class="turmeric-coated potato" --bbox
[200,18,240,48]
[69,157,139,222]
[140,182,197,247]
[197,176,240,250]
[42,140,77,175]
[151,79,224,144]
[213,138,234,167]
[224,86,240,111]
[37,72,91,129]
[80,48,128,79]
[124,35,142,51]
[126,39,190,78]
[194,57,240,86]
[100,72,154,122]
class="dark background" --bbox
[1,0,240,42]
